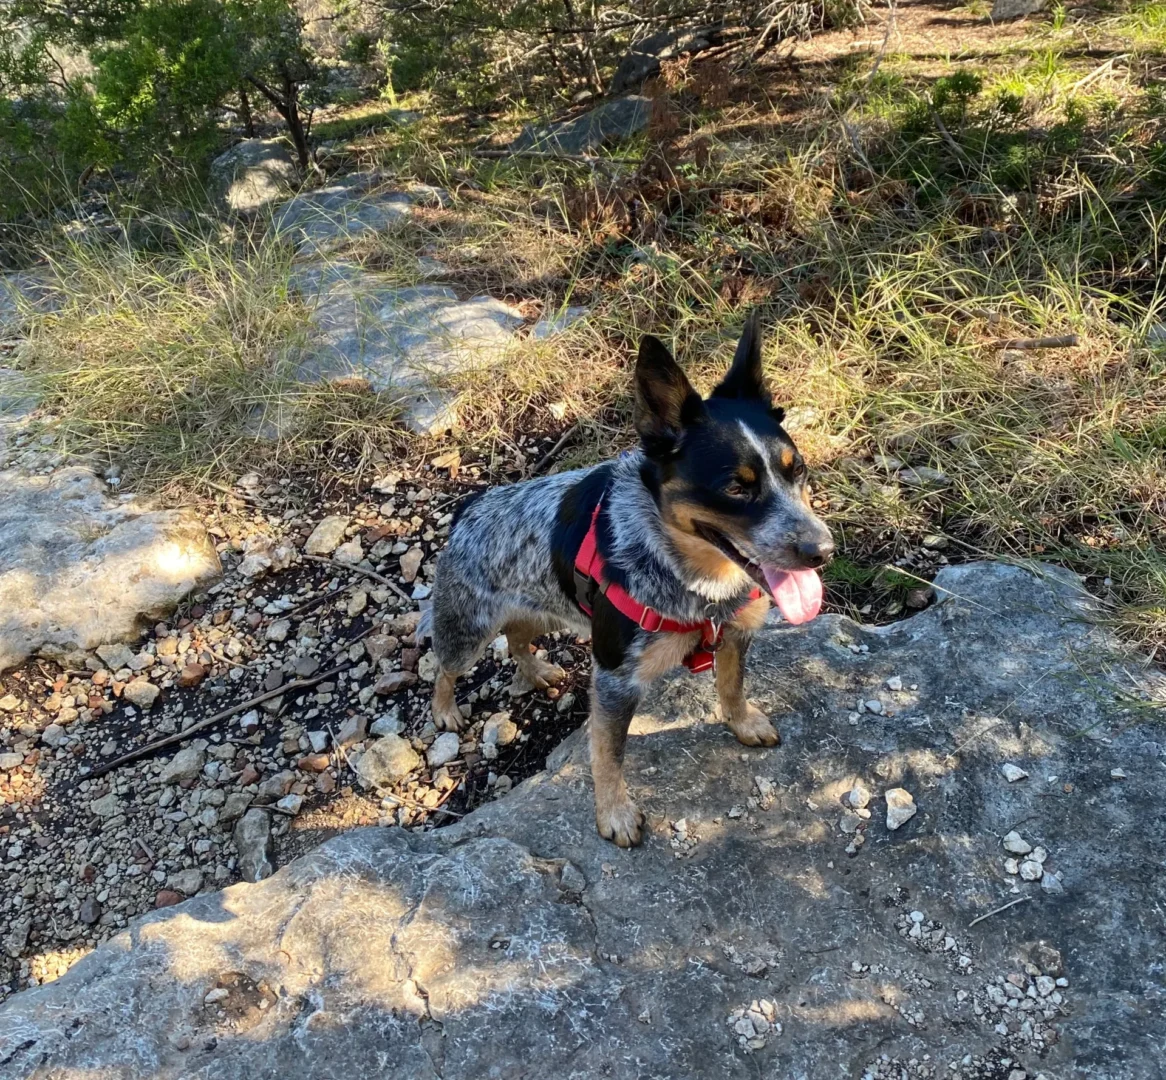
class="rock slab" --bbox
[512,95,650,155]
[209,138,299,214]
[1,563,1164,1078]
[0,466,221,672]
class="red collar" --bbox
[573,501,762,673]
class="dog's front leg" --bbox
[589,666,645,847]
[716,629,780,747]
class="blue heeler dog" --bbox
[423,313,834,846]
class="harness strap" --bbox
[574,500,762,673]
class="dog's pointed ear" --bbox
[711,310,769,402]
[634,335,703,457]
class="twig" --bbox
[931,109,974,171]
[284,584,350,620]
[529,423,580,476]
[1068,54,1125,93]
[991,334,1079,350]
[864,0,897,91]
[381,790,466,819]
[87,664,351,778]
[300,554,413,604]
[968,894,1032,929]
[248,802,298,817]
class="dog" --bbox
[423,313,834,846]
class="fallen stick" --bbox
[968,894,1032,929]
[300,554,413,604]
[87,664,351,779]
[992,334,1079,350]
[529,423,580,476]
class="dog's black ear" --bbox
[711,310,770,402]
[635,335,703,457]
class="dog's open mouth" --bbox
[694,523,823,625]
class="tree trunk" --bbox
[239,85,255,138]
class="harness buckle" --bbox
[638,606,664,632]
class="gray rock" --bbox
[1001,762,1029,782]
[96,643,136,671]
[884,787,917,830]
[609,26,720,93]
[427,731,460,768]
[304,514,349,555]
[220,792,252,823]
[88,792,120,818]
[0,752,23,770]
[3,562,1165,1078]
[512,95,650,155]
[0,467,221,673]
[483,712,518,747]
[166,869,204,896]
[991,0,1044,18]
[159,743,207,786]
[530,305,589,340]
[355,733,421,789]
[1002,829,1032,855]
[0,272,59,336]
[233,809,274,883]
[209,138,298,214]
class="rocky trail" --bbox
[2,561,1164,1079]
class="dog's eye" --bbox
[725,480,751,499]
[792,458,807,480]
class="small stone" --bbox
[1041,873,1065,894]
[885,787,916,831]
[177,663,208,688]
[308,730,329,753]
[1002,830,1032,855]
[78,897,102,925]
[427,731,460,768]
[96,643,136,671]
[123,678,160,709]
[297,753,330,772]
[1019,859,1043,881]
[204,988,230,1005]
[266,619,291,643]
[0,694,21,712]
[160,744,206,785]
[865,699,883,715]
[276,793,303,815]
[234,809,274,882]
[374,671,417,694]
[1110,767,1126,780]
[88,792,120,818]
[370,712,403,737]
[355,734,421,789]
[168,869,204,895]
[844,783,871,810]
[1035,975,1056,997]
[483,712,518,747]
[885,675,903,692]
[560,863,586,894]
[1004,857,1020,875]
[1031,846,1048,864]
[346,590,368,617]
[0,751,24,770]
[399,548,424,583]
[335,713,367,749]
[333,538,364,565]
[1001,763,1029,783]
[304,515,349,555]
[154,890,184,909]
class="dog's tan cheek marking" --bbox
[662,498,747,584]
[635,630,702,684]
[731,595,770,632]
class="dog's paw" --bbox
[432,700,464,732]
[596,798,645,848]
[522,657,567,691]
[727,702,781,747]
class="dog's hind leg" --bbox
[589,666,644,847]
[505,618,567,690]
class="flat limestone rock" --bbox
[2,563,1164,1078]
[271,172,417,256]
[290,263,523,434]
[209,138,299,215]
[0,467,221,672]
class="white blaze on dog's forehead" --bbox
[737,420,780,488]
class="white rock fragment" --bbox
[1019,859,1043,881]
[844,783,871,810]
[1002,830,1032,855]
[885,788,917,831]
[1110,767,1127,780]
[885,675,903,692]
[427,731,460,768]
[1001,763,1029,783]
[865,699,884,715]
[304,515,349,555]
[1004,857,1020,875]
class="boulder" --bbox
[991,0,1044,18]
[511,95,650,156]
[0,272,58,336]
[0,467,221,672]
[2,563,1164,1078]
[209,138,299,215]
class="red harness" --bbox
[573,501,762,673]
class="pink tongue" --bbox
[762,567,824,625]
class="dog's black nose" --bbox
[797,539,834,568]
